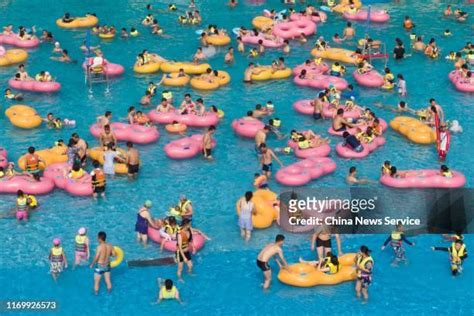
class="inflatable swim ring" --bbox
[89,122,159,144]
[164,134,216,160]
[87,147,128,174]
[293,62,329,76]
[160,62,211,75]
[56,15,99,29]
[18,146,67,170]
[332,0,362,14]
[448,70,474,93]
[0,34,40,48]
[311,48,357,64]
[163,73,190,86]
[206,34,231,46]
[148,110,219,127]
[390,116,436,144]
[273,20,317,39]
[336,137,386,159]
[343,10,390,23]
[380,170,466,188]
[0,49,28,67]
[353,70,384,88]
[276,157,336,186]
[0,175,55,195]
[110,246,124,268]
[165,123,187,133]
[278,253,357,287]
[294,74,348,90]
[43,162,93,196]
[8,78,60,93]
[287,139,331,158]
[231,118,265,138]
[148,227,206,252]
[252,16,274,30]
[5,105,42,129]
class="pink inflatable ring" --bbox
[287,139,331,158]
[148,226,206,252]
[90,122,159,144]
[231,118,265,138]
[343,10,390,23]
[448,70,474,93]
[241,33,284,48]
[148,110,219,127]
[294,74,348,90]
[380,170,466,188]
[0,175,55,195]
[0,34,40,48]
[276,157,336,186]
[336,137,386,159]
[293,100,362,119]
[293,62,329,76]
[8,78,61,93]
[82,59,125,77]
[0,147,7,168]
[164,134,216,160]
[353,70,384,88]
[43,163,93,196]
[289,12,327,24]
[328,119,388,136]
[273,20,316,39]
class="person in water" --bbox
[157,278,182,304]
[125,142,140,178]
[381,222,415,264]
[311,226,343,261]
[355,245,374,301]
[24,146,44,181]
[299,251,340,274]
[49,238,68,282]
[332,108,356,132]
[74,227,90,268]
[257,234,288,289]
[90,160,106,198]
[4,88,23,101]
[176,218,193,281]
[432,239,468,276]
[238,191,256,242]
[135,200,159,246]
[342,131,364,152]
[346,166,372,185]
[90,231,115,294]
[259,143,283,178]
[202,126,215,160]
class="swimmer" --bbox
[228,0,238,7]
[311,225,343,260]
[202,126,216,160]
[237,36,245,53]
[176,218,194,281]
[156,278,182,304]
[99,125,117,150]
[15,190,30,221]
[50,49,73,63]
[74,227,90,268]
[72,133,88,166]
[410,36,425,51]
[444,29,452,37]
[268,118,285,139]
[396,74,407,96]
[135,200,158,246]
[49,238,68,282]
[355,245,374,301]
[90,231,115,294]
[403,16,414,30]
[444,5,452,16]
[4,88,23,101]
[332,109,356,132]
[255,126,270,155]
[257,234,288,289]
[432,239,467,276]
[283,40,290,54]
[332,33,343,44]
[238,191,256,241]
[259,143,283,178]
[125,142,140,178]
[346,166,373,185]
[440,165,453,178]
[438,124,450,161]
[224,47,234,63]
[52,41,62,53]
[243,63,265,83]
[140,91,152,105]
[342,22,355,40]
[90,160,106,198]
[24,146,44,181]
[381,222,415,265]
[381,160,392,175]
[156,98,174,112]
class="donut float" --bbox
[43,163,93,196]
[335,137,386,159]
[89,122,159,144]
[148,110,219,127]
[231,118,265,138]
[5,105,42,129]
[0,34,40,48]
[380,170,466,188]
[164,134,216,160]
[8,78,61,93]
[276,157,336,186]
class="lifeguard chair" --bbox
[84,56,110,93]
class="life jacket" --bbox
[384,73,394,82]
[92,168,106,186]
[381,164,391,175]
[331,64,342,73]
[178,228,190,249]
[345,100,354,107]
[179,199,192,213]
[54,120,62,129]
[168,207,181,218]
[250,50,258,57]
[298,139,310,149]
[327,0,335,7]
[147,85,156,95]
[356,255,373,277]
[27,195,38,207]
[162,91,173,100]
[70,168,84,179]
[143,54,151,64]
[449,243,466,264]
[75,235,87,252]
[442,170,453,178]
[0,170,4,178]
[326,261,340,274]
[290,133,304,142]
[50,247,64,262]
[164,224,179,235]
[35,74,45,81]
[25,154,39,172]
[161,286,177,299]
[272,119,281,127]
[391,231,402,247]
[130,30,139,37]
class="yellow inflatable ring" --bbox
[5,105,42,129]
[252,16,274,30]
[56,15,99,29]
[278,254,357,287]
[160,62,210,75]
[271,67,292,79]
[87,147,129,174]
[133,61,162,74]
[165,123,187,133]
[18,145,67,170]
[0,49,28,67]
[98,33,115,39]
[190,77,220,90]
[163,73,190,86]
[332,0,362,14]
[251,67,273,81]
[110,246,124,268]
[236,190,279,229]
[216,70,231,85]
[207,34,231,46]
[390,116,437,144]
[311,48,357,64]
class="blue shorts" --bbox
[313,113,322,120]
[94,263,111,275]
[262,163,273,172]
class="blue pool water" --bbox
[0,0,473,314]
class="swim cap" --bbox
[144,200,153,208]
[53,238,61,245]
[78,227,87,235]
[54,42,60,46]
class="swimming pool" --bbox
[1,0,473,314]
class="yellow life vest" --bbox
[51,246,64,262]
[54,120,62,129]
[162,91,173,100]
[442,171,453,178]
[17,197,27,207]
[147,85,156,95]
[0,171,4,178]
[143,54,151,64]
[161,286,177,299]
[467,53,474,60]
[164,224,179,235]
[447,53,456,61]
[179,199,191,212]
[391,232,401,240]
[272,119,281,127]
[382,165,391,174]
[70,169,84,179]
[385,73,394,81]
[130,30,139,37]
[298,139,310,149]
[327,0,335,7]
[168,207,181,218]
[345,100,354,107]
[217,109,225,118]
[450,243,466,264]
[283,147,292,154]
[314,58,322,65]
[27,195,38,207]
[357,255,373,276]
[409,34,416,41]
[75,235,87,252]
[331,64,342,73]
[250,50,258,57]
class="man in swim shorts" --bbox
[72,133,88,165]
[202,126,215,160]
[89,231,115,294]
[311,226,343,261]
[332,108,356,132]
[125,142,140,178]
[254,126,269,156]
[257,234,288,289]
[99,125,117,149]
[259,143,283,178]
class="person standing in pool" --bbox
[74,227,90,268]
[90,231,115,294]
[238,191,256,241]
[311,226,343,261]
[202,126,215,160]
[346,166,372,185]
[257,234,288,290]
[49,238,67,282]
[125,142,140,178]
[259,143,283,178]
[176,218,193,281]
[99,125,117,149]
[255,126,270,155]
[355,245,374,301]
[332,109,356,132]
[381,222,415,264]
[72,133,88,166]
[90,160,106,198]
[135,200,158,246]
[432,239,468,276]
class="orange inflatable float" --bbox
[18,145,67,170]
[390,116,436,144]
[278,253,357,287]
